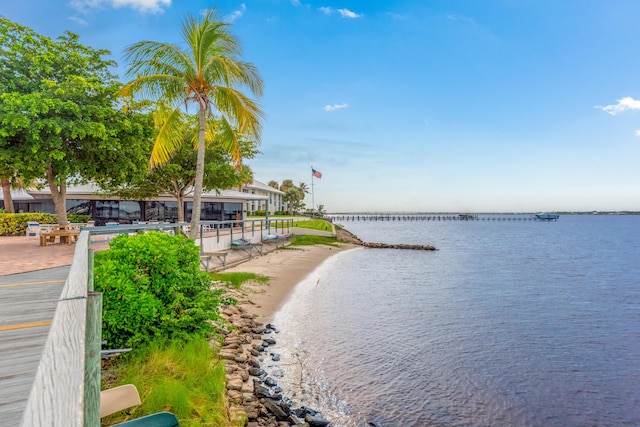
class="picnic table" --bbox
[39,224,81,246]
[230,239,263,258]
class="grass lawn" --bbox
[293,219,333,231]
[209,271,269,289]
[101,337,234,427]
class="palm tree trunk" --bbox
[1,179,15,213]
[189,103,207,239]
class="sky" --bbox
[2,0,640,213]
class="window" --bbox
[119,201,142,223]
[223,203,242,221]
[145,201,178,222]
[66,200,90,215]
[202,202,222,220]
[95,200,119,224]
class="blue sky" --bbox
[3,1,640,212]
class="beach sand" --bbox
[222,243,354,324]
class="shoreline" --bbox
[222,242,355,324]
[217,240,357,426]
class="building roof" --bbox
[24,183,267,202]
[247,180,284,194]
[0,189,35,201]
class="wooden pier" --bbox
[328,214,539,222]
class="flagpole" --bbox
[311,165,315,216]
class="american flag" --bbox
[312,168,322,179]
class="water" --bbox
[265,215,640,426]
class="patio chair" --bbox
[100,384,142,418]
[26,222,40,238]
[112,412,179,426]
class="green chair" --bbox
[112,412,179,426]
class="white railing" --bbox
[20,231,101,426]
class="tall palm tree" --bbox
[122,9,263,238]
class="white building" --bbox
[1,184,267,225]
[242,180,285,215]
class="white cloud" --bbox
[227,3,246,22]
[291,0,301,5]
[445,13,476,25]
[596,96,640,115]
[324,103,349,112]
[337,8,362,18]
[635,129,640,137]
[69,15,89,25]
[69,0,171,14]
[318,6,362,18]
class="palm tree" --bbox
[284,187,301,215]
[122,9,263,238]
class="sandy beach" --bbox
[222,243,355,324]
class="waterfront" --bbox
[266,215,640,426]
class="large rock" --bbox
[227,376,244,391]
[305,414,331,426]
[219,350,238,360]
[263,399,290,421]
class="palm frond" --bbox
[216,117,242,166]
[150,107,187,169]
[204,56,263,97]
[212,86,263,140]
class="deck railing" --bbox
[20,230,101,426]
[18,218,295,426]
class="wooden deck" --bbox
[0,270,68,426]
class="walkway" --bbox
[0,267,69,426]
[0,236,113,425]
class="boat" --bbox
[534,213,559,221]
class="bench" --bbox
[230,241,263,258]
[39,226,80,246]
[262,233,292,246]
[200,251,229,270]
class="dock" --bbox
[328,214,546,222]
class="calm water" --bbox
[266,215,640,427]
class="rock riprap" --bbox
[218,304,331,427]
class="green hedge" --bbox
[94,232,231,348]
[0,213,91,236]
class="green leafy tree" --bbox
[106,137,257,222]
[284,187,301,215]
[315,204,327,217]
[122,9,263,238]
[267,180,279,189]
[298,181,309,196]
[0,18,153,224]
[279,180,309,214]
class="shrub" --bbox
[0,212,91,235]
[0,213,57,235]
[254,210,266,216]
[94,232,230,348]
